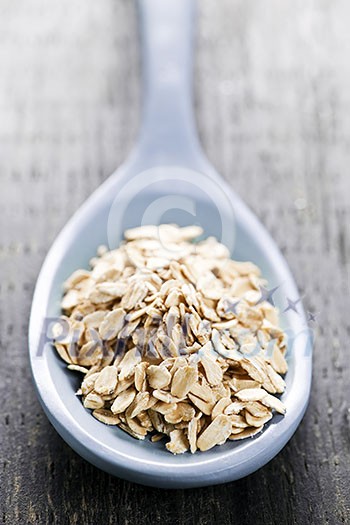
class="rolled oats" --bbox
[56,224,288,454]
[171,365,198,398]
[111,388,136,414]
[92,409,120,425]
[147,365,172,390]
[197,414,232,451]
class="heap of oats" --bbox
[53,224,288,454]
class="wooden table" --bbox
[1,1,349,523]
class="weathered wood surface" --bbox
[0,0,349,523]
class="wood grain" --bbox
[0,1,349,523]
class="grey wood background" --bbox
[1,0,349,524]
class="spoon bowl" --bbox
[29,0,312,488]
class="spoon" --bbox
[29,0,312,488]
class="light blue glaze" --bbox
[28,0,312,488]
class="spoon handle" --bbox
[135,0,203,166]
